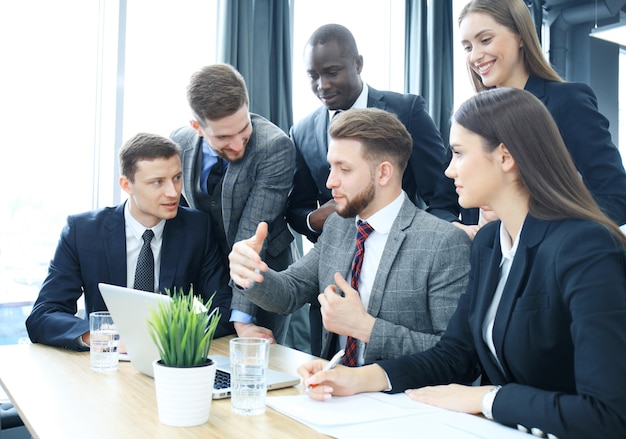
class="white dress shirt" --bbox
[338,191,405,366]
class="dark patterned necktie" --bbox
[206,157,226,195]
[343,220,375,367]
[134,229,154,292]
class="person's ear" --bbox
[355,55,364,75]
[189,120,203,137]
[377,161,394,186]
[497,143,516,173]
[119,175,132,195]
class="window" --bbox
[0,0,217,345]
[0,1,101,344]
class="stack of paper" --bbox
[266,392,529,438]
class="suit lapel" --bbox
[177,129,201,209]
[367,198,412,315]
[103,205,128,287]
[312,108,331,186]
[159,213,183,291]
[473,231,502,329]
[221,157,238,243]
[490,216,549,376]
[366,86,386,111]
[524,75,547,103]
[338,220,358,281]
[468,222,507,382]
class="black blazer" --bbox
[378,215,626,438]
[26,203,235,349]
[287,86,458,242]
[455,76,626,226]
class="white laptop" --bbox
[98,283,300,399]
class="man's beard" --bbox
[336,180,375,218]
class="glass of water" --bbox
[89,311,120,372]
[229,337,270,415]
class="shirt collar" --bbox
[499,220,522,263]
[124,200,166,241]
[328,83,369,120]
[202,136,218,158]
[356,191,405,234]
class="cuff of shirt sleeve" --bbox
[76,335,89,348]
[374,364,393,392]
[306,211,319,234]
[230,310,254,324]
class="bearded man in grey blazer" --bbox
[170,64,295,344]
[229,108,471,363]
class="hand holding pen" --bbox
[306,349,345,392]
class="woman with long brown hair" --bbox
[456,0,626,231]
[299,88,626,439]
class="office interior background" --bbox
[0,0,624,345]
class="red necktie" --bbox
[343,221,375,367]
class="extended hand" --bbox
[478,206,498,227]
[229,222,269,288]
[405,384,491,414]
[452,222,479,240]
[234,322,275,343]
[318,272,375,342]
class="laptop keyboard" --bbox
[214,369,231,389]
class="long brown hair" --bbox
[459,0,562,92]
[454,88,626,245]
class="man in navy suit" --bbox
[26,133,234,350]
[288,24,459,243]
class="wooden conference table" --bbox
[0,336,328,438]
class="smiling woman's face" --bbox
[459,11,528,89]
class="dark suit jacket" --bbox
[287,86,459,242]
[235,196,471,361]
[26,203,234,350]
[456,76,626,226]
[378,215,626,438]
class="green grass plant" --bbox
[147,286,221,367]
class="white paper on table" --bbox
[266,392,531,439]
[267,392,439,428]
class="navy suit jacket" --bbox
[287,86,459,242]
[454,76,626,226]
[26,203,234,350]
[378,215,626,438]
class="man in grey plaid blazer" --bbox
[229,108,471,364]
[171,64,296,344]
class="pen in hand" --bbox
[306,349,345,391]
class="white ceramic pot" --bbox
[152,358,216,427]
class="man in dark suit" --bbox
[26,133,234,350]
[230,109,470,361]
[288,24,460,243]
[170,64,297,344]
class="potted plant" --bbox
[147,286,221,427]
